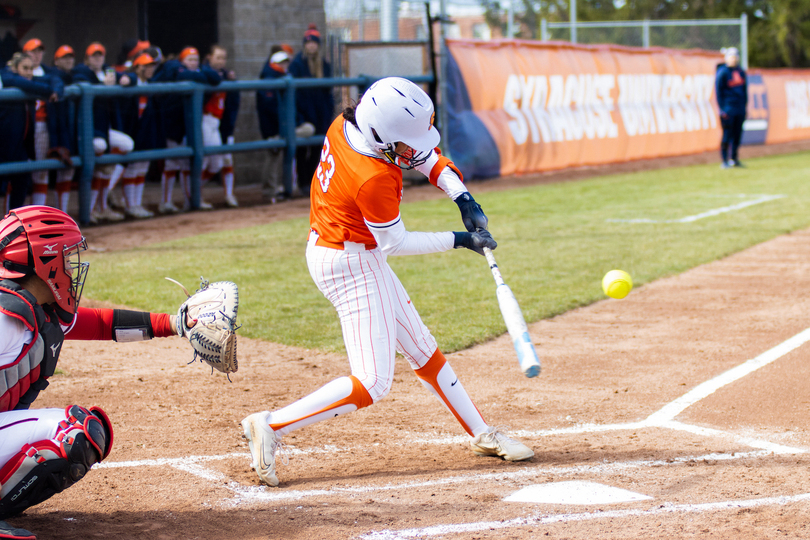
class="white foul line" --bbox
[359,492,810,539]
[607,194,785,223]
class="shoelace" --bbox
[484,425,516,445]
[275,438,290,466]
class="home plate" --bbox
[504,481,653,505]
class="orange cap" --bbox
[132,53,156,67]
[128,40,151,59]
[281,43,294,55]
[86,42,106,56]
[23,38,43,52]
[178,47,199,61]
[54,45,74,59]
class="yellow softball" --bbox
[602,270,633,299]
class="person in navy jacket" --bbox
[49,45,78,213]
[119,53,163,218]
[0,52,57,210]
[257,46,292,202]
[22,39,67,209]
[288,24,333,197]
[715,47,748,168]
[71,42,134,223]
[151,47,221,212]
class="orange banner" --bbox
[446,40,724,178]
[752,69,810,144]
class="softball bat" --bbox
[483,246,541,378]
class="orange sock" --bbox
[414,349,486,437]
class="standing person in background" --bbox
[288,24,332,197]
[50,45,78,213]
[257,45,290,203]
[0,53,57,212]
[716,47,747,169]
[21,39,65,209]
[152,46,221,212]
[71,42,134,223]
[114,38,150,73]
[119,53,162,218]
[203,45,240,208]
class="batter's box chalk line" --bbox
[607,193,785,223]
[95,325,810,506]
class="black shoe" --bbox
[0,520,36,540]
[733,160,744,167]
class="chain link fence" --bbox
[541,17,748,68]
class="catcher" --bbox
[0,206,237,540]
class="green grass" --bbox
[84,151,810,353]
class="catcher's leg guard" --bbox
[0,406,113,520]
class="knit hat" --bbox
[303,24,321,44]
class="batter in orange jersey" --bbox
[242,78,534,488]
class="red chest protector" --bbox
[0,279,65,412]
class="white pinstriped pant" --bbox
[306,232,437,402]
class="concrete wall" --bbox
[218,0,327,185]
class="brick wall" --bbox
[218,0,327,185]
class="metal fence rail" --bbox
[0,74,434,224]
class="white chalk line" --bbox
[359,492,810,540]
[607,194,785,223]
[95,324,810,507]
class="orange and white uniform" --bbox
[258,114,490,440]
[201,91,226,177]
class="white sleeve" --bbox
[414,150,468,201]
[0,313,33,369]
[365,215,454,256]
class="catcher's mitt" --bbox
[167,276,239,375]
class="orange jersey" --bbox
[35,99,47,122]
[203,92,226,119]
[309,116,403,245]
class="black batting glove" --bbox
[453,230,497,256]
[454,192,488,233]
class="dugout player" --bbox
[0,206,198,540]
[152,47,221,212]
[119,53,163,218]
[71,42,134,223]
[716,47,748,168]
[50,46,78,214]
[0,53,58,212]
[241,77,534,488]
[21,39,66,209]
[203,45,240,208]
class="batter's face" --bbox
[29,48,44,67]
[86,52,105,71]
[54,55,75,72]
[182,54,199,70]
[15,57,35,80]
[209,49,227,70]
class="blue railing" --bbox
[0,74,434,224]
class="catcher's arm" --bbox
[167,277,240,376]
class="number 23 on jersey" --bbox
[317,136,335,193]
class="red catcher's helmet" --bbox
[0,206,89,323]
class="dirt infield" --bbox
[10,142,810,539]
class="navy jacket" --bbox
[287,52,334,135]
[121,74,165,151]
[46,67,75,152]
[0,70,54,163]
[256,60,287,139]
[70,63,125,144]
[152,59,221,142]
[715,65,748,116]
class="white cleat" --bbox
[225,194,239,208]
[241,412,282,487]
[471,426,534,461]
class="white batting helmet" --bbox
[355,77,440,169]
